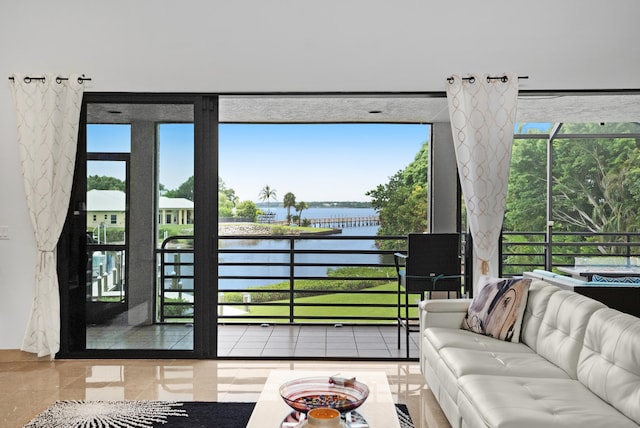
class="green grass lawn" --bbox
[222,282,422,323]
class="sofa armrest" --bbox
[419,298,472,330]
[418,298,471,370]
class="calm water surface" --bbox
[219,208,382,290]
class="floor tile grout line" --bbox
[88,324,419,359]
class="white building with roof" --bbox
[87,190,126,228]
[87,190,194,228]
[158,195,194,225]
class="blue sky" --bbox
[87,122,551,202]
[218,124,428,202]
[88,123,430,202]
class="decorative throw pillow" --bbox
[591,274,640,284]
[461,277,531,342]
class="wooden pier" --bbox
[307,216,379,228]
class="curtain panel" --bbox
[11,73,85,358]
[446,73,519,293]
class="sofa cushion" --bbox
[578,308,640,425]
[536,290,606,379]
[440,347,569,380]
[519,280,561,351]
[437,347,570,410]
[457,375,639,428]
[461,278,531,342]
[424,327,534,354]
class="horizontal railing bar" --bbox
[158,233,422,330]
[220,235,406,240]
[216,288,397,294]
[218,276,290,280]
[88,244,127,251]
[219,249,395,255]
[215,303,398,308]
[218,275,393,280]
[219,262,397,267]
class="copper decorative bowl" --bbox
[279,376,369,414]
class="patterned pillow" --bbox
[591,274,640,283]
[461,277,531,342]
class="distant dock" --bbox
[307,216,379,228]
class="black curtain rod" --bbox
[446,75,529,84]
[8,75,91,84]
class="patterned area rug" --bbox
[24,401,415,428]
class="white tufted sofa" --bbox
[419,278,640,428]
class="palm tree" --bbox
[283,192,296,224]
[258,185,277,214]
[295,201,308,226]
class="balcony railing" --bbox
[157,231,640,324]
[158,234,409,324]
[501,231,640,276]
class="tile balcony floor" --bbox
[220,324,419,359]
[87,324,421,359]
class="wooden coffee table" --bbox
[246,370,401,428]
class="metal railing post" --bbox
[289,237,295,324]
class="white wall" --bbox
[1,0,639,349]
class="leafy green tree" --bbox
[504,123,640,267]
[259,185,277,213]
[218,192,234,217]
[164,176,194,201]
[88,175,125,191]
[366,142,429,248]
[551,124,640,235]
[504,138,548,232]
[235,200,258,221]
[283,192,296,224]
[506,123,640,236]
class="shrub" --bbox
[220,266,395,303]
[162,297,193,317]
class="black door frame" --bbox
[58,93,217,359]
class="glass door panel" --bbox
[157,124,194,326]
[83,104,195,352]
[87,160,127,244]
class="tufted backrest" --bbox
[578,308,640,425]
[536,290,606,379]
[520,280,561,351]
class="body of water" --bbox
[220,207,382,290]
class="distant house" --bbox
[158,196,194,225]
[86,190,194,228]
[87,190,126,229]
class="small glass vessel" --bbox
[304,408,343,427]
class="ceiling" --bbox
[87,92,640,125]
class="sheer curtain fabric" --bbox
[446,73,518,293]
[11,73,85,357]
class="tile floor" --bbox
[87,324,421,359]
[219,324,419,359]
[0,357,450,428]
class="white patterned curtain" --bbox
[446,73,519,293]
[11,73,85,358]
